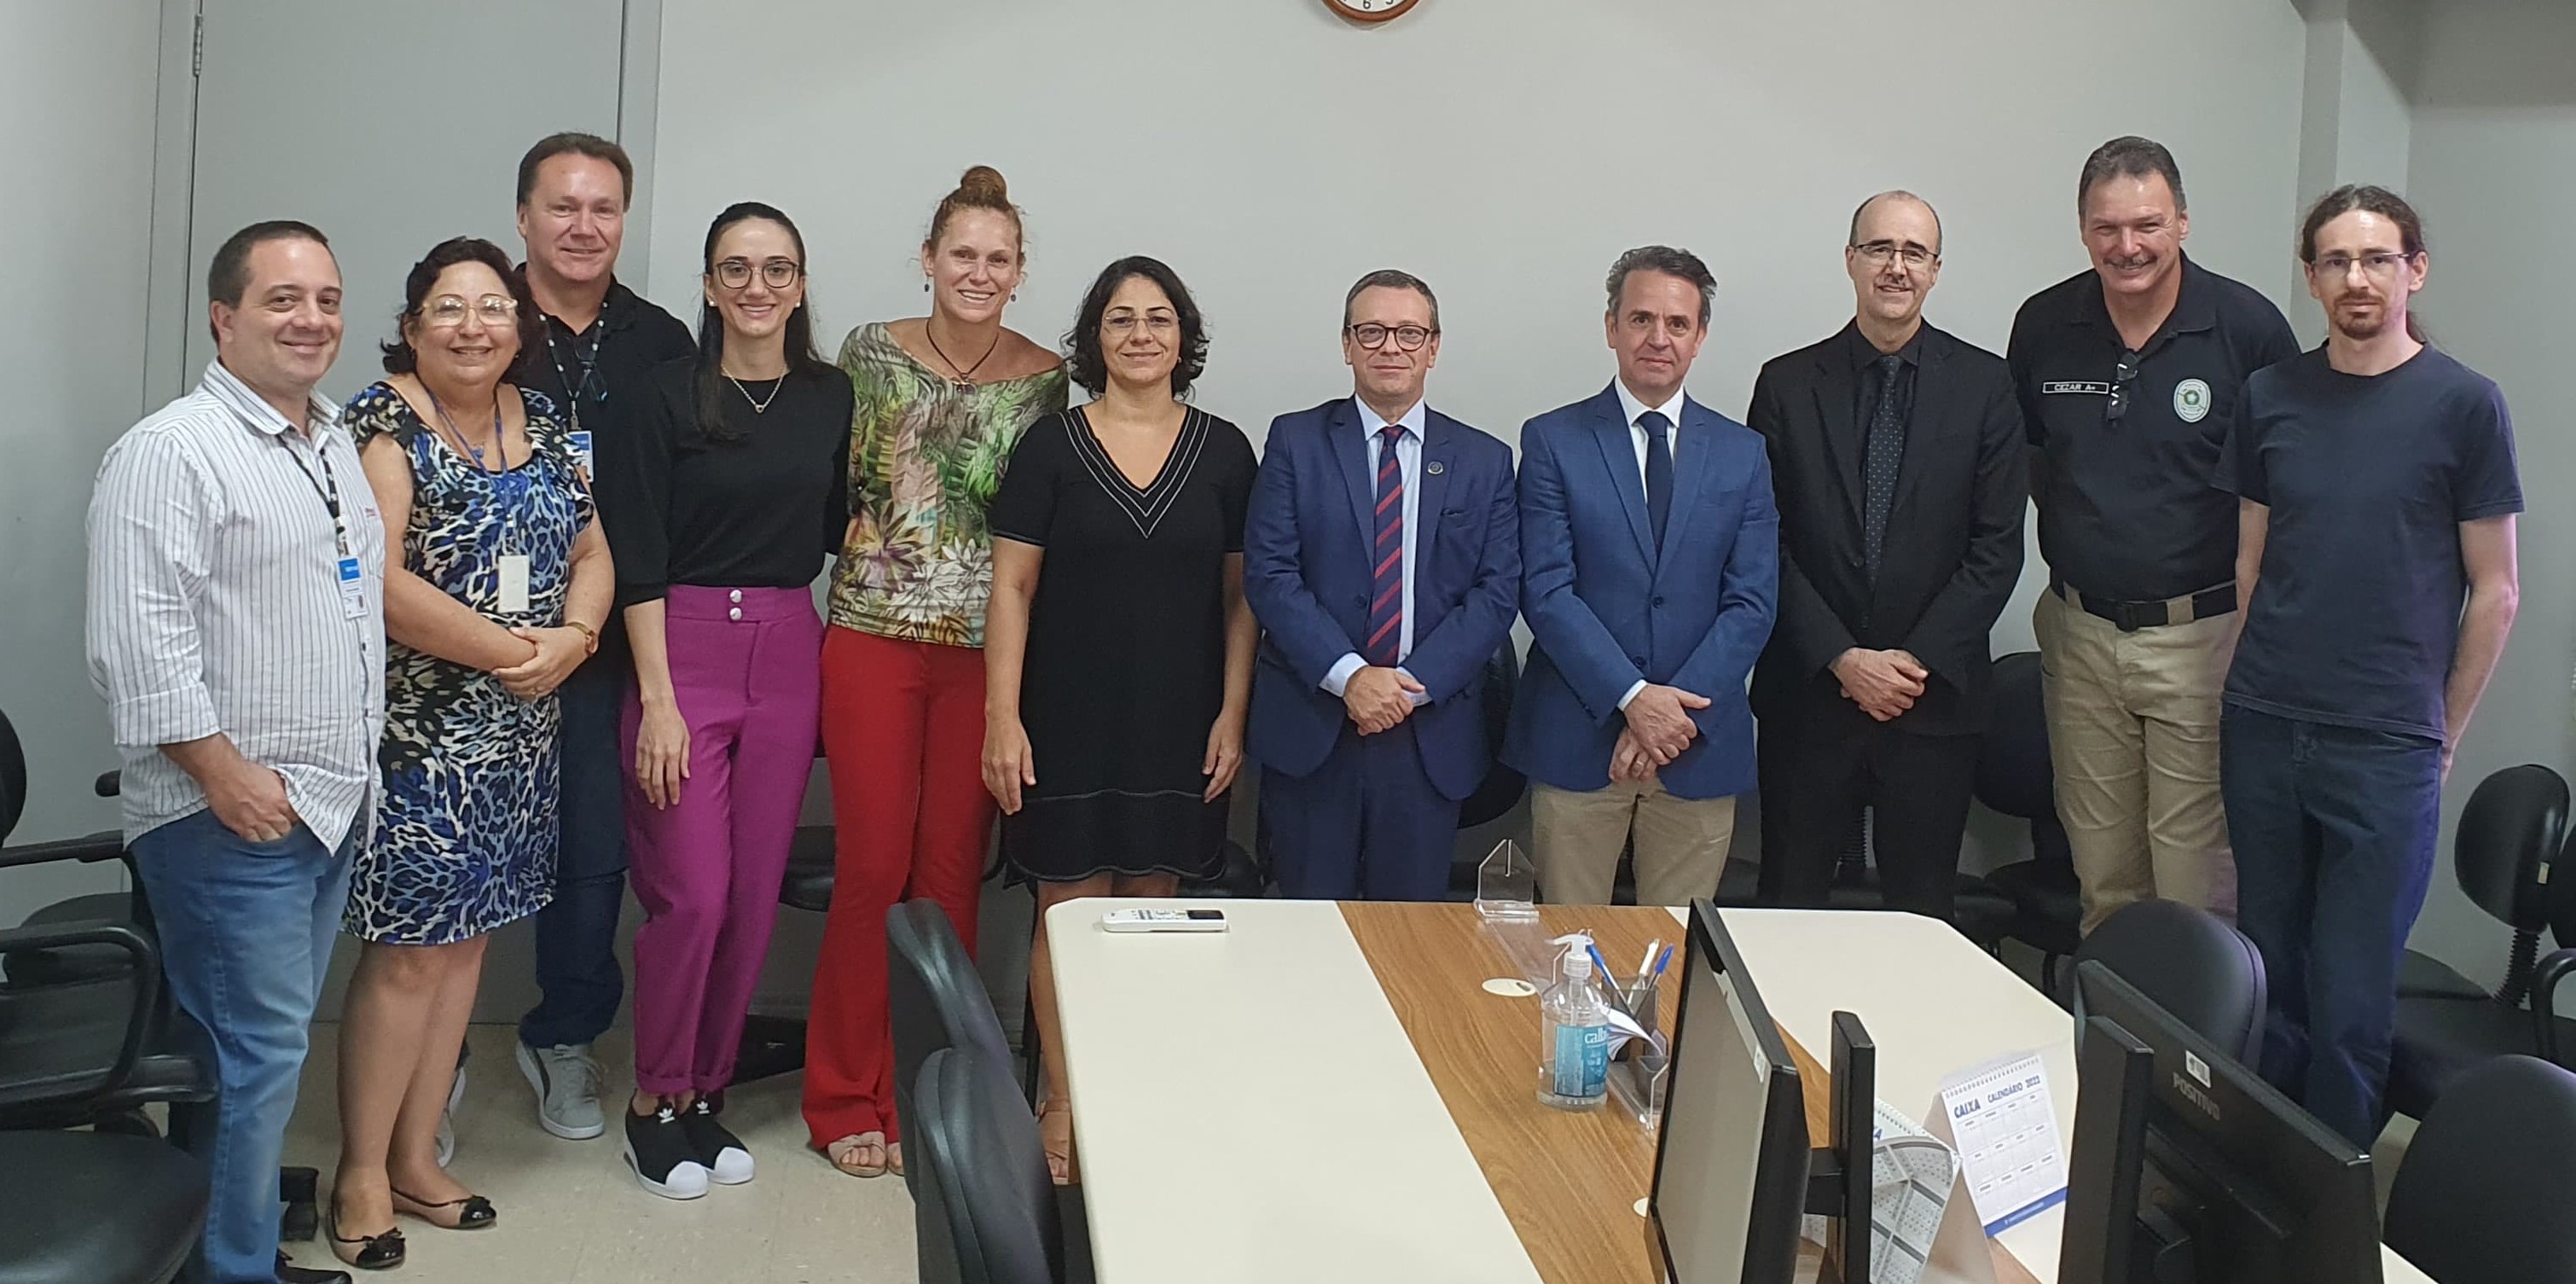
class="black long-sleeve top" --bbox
[599,357,852,608]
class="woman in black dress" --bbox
[983,256,1256,1182]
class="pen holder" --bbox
[1610,1033,1671,1127]
[1610,973,1662,1051]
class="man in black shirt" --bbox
[506,132,694,1144]
[2007,137,2297,935]
[2219,186,2520,1147]
[1749,192,2025,921]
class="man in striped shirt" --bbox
[87,220,384,1284]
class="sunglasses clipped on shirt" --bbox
[2104,350,2143,426]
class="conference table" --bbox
[1047,898,2436,1284]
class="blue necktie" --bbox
[1366,425,1406,665]
[1640,410,1674,555]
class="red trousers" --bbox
[802,625,995,1146]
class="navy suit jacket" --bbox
[1501,384,1779,799]
[1244,398,1521,801]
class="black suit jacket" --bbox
[1747,322,2027,737]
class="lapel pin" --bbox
[1426,461,1446,476]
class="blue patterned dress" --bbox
[345,382,593,944]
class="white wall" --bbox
[2392,0,2576,988]
[0,0,163,922]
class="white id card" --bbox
[498,554,531,614]
[567,429,594,475]
[336,556,365,619]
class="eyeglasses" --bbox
[419,294,518,329]
[713,259,804,290]
[1346,322,1436,352]
[1103,314,1177,335]
[1851,241,1938,269]
[2105,350,2143,425]
[2311,251,2414,280]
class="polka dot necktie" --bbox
[1366,425,1407,666]
[1862,354,1906,581]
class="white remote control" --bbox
[1100,908,1229,933]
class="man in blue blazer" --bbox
[1504,246,1779,906]
[1244,270,1522,900]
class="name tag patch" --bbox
[2040,381,2113,396]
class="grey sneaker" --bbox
[515,1041,607,1140]
[435,1063,465,1167]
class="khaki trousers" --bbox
[1529,779,1737,907]
[2034,587,2237,933]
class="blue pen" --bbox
[1651,944,1674,978]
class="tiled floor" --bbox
[278,1025,920,1282]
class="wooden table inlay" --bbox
[1341,902,2038,1284]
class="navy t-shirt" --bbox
[2217,346,2521,741]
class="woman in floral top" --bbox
[803,166,1067,1178]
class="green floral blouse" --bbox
[828,322,1070,648]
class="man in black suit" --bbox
[1747,191,2027,921]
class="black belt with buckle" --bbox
[2051,579,2237,632]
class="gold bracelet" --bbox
[565,619,600,654]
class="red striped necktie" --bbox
[1366,424,1407,666]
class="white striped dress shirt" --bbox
[85,359,388,847]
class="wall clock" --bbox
[1325,0,1419,23]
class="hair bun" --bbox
[956,166,1008,203]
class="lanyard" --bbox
[543,315,609,433]
[425,385,533,550]
[275,433,353,556]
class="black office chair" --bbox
[2387,764,2573,1120]
[2066,898,2267,1063]
[1973,652,2084,981]
[2383,1055,2576,1284]
[0,1130,207,1284]
[733,803,837,1085]
[888,899,1017,1195]
[0,716,216,1136]
[914,1044,1094,1284]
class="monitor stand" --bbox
[1803,1011,1875,1284]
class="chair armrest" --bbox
[2532,946,2576,1064]
[0,830,127,870]
[0,921,162,1107]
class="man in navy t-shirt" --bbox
[2217,184,2522,1147]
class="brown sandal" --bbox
[1037,1099,1077,1186]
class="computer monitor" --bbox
[2062,960,2382,1284]
[1647,901,1817,1284]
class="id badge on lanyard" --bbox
[338,555,366,619]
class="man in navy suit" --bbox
[1244,270,1522,900]
[1504,246,1778,906]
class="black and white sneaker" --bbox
[682,1098,755,1186]
[623,1104,711,1200]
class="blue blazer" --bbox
[1244,398,1521,801]
[1502,384,1779,799]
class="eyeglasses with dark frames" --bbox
[713,259,804,290]
[1850,240,1939,269]
[2105,350,2143,425]
[1346,322,1437,352]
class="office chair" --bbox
[888,898,1017,1199]
[0,713,216,1136]
[914,1045,1094,1284]
[2067,898,2267,1063]
[0,1130,208,1284]
[2387,764,2574,1120]
[2383,1055,2576,1284]
[1972,652,2084,982]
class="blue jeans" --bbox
[2220,705,2441,1148]
[131,805,356,1284]
[519,656,628,1049]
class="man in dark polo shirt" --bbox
[507,131,694,1144]
[2219,185,2520,1147]
[2008,136,2296,935]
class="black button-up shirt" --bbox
[2007,255,2298,602]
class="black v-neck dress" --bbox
[987,404,1256,883]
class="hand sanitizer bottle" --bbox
[1538,933,1610,1110]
